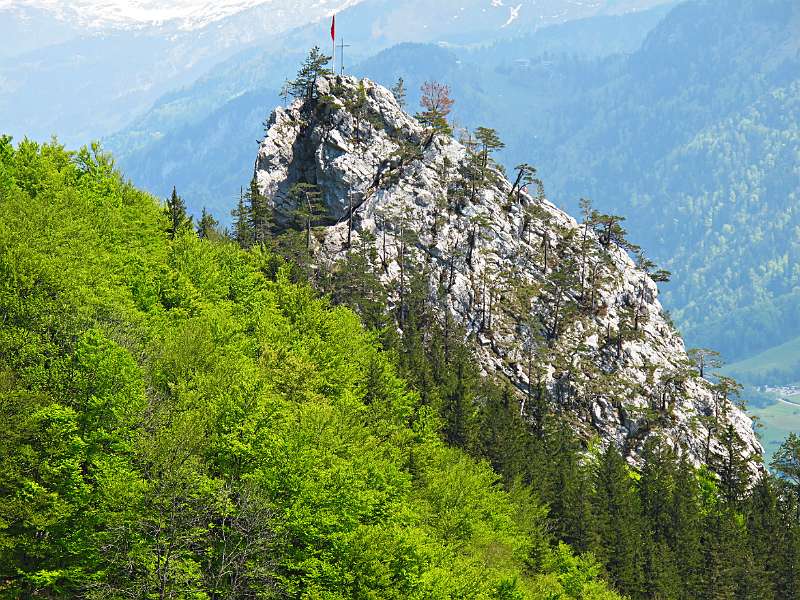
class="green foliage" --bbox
[0,139,623,599]
[286,46,333,103]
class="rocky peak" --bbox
[253,74,763,475]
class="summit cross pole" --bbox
[338,38,351,75]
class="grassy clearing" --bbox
[749,393,800,463]
[723,335,800,385]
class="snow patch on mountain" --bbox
[0,0,364,30]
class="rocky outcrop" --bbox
[253,75,763,474]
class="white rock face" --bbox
[254,75,763,475]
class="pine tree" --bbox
[288,183,325,250]
[474,126,505,174]
[474,383,529,482]
[509,163,539,207]
[591,211,639,253]
[286,46,333,102]
[698,508,740,600]
[772,432,800,517]
[671,455,704,599]
[164,186,191,239]
[540,423,594,553]
[687,348,723,379]
[248,175,272,246]
[391,77,406,108]
[744,476,783,600]
[716,423,750,506]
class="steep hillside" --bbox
[252,75,762,474]
[0,136,626,599]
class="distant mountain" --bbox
[0,0,363,145]
[0,3,82,58]
[0,0,361,32]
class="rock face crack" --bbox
[253,74,763,476]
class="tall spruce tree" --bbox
[248,175,272,246]
[591,444,645,598]
[231,187,253,249]
[164,186,191,240]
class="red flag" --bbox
[331,14,335,42]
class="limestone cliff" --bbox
[253,75,763,474]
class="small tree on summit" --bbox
[391,77,407,108]
[417,81,454,136]
[287,46,333,102]
[164,186,192,239]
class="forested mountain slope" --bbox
[3,123,800,600]
[0,136,626,598]
[251,74,761,474]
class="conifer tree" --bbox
[231,187,253,249]
[286,46,333,102]
[591,444,645,598]
[591,211,639,253]
[671,454,704,598]
[541,423,594,552]
[698,507,740,600]
[474,384,529,482]
[391,77,406,108]
[474,126,505,174]
[248,175,272,246]
[716,423,750,506]
[687,348,723,379]
[772,433,800,514]
[638,438,681,598]
[164,186,191,239]
[196,207,219,240]
[745,476,784,599]
[509,163,538,207]
[288,182,325,250]
[417,81,454,136]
